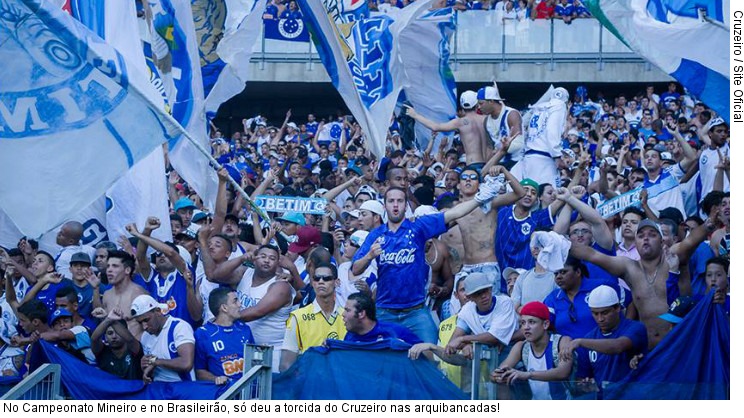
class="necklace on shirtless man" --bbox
[640,256,663,288]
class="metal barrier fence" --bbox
[218,345,273,400]
[0,364,62,400]
[254,13,643,66]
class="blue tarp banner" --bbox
[603,292,729,400]
[273,339,468,400]
[33,341,226,400]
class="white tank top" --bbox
[486,105,523,162]
[526,344,551,400]
[236,270,295,349]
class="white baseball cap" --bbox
[477,85,504,102]
[359,200,385,216]
[460,90,478,109]
[413,205,438,217]
[349,230,369,247]
[587,285,620,308]
[130,295,167,317]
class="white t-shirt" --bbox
[645,165,686,218]
[140,316,195,382]
[698,144,729,200]
[456,295,519,346]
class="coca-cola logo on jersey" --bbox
[378,248,416,264]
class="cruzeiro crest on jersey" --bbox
[521,223,532,236]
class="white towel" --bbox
[479,174,507,213]
[530,231,571,272]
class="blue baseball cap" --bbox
[49,308,73,325]
[658,296,696,324]
[276,212,306,226]
[173,197,197,212]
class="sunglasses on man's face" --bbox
[313,275,335,282]
[460,173,478,181]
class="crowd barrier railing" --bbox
[218,344,273,400]
[0,364,62,400]
[254,12,643,67]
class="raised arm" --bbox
[488,165,526,208]
[209,168,232,238]
[405,106,462,133]
[670,125,698,172]
[556,186,615,250]
[569,242,631,278]
[322,176,362,202]
[127,218,187,276]
[238,281,292,322]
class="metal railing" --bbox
[469,343,501,400]
[253,13,642,66]
[218,345,273,400]
[0,364,62,400]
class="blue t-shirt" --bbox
[352,214,447,309]
[72,282,95,321]
[146,268,197,328]
[578,317,647,389]
[35,279,74,316]
[688,243,715,298]
[344,321,422,345]
[543,278,632,339]
[194,321,255,379]
[494,206,555,292]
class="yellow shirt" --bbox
[438,315,461,387]
[286,300,347,353]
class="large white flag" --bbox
[70,0,173,244]
[143,0,219,209]
[0,0,179,238]
[194,0,264,115]
[585,0,730,121]
[296,0,435,158]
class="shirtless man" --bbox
[95,250,148,338]
[405,91,490,169]
[569,216,716,348]
[478,85,524,170]
[452,164,525,294]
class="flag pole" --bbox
[135,89,284,238]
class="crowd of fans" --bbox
[0,75,729,399]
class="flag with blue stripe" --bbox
[69,0,174,246]
[143,0,219,209]
[193,0,265,115]
[586,0,730,122]
[296,0,435,158]
[264,15,310,42]
[0,0,180,239]
[398,7,458,147]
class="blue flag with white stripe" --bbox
[296,0,435,158]
[586,0,730,122]
[0,0,179,238]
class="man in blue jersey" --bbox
[343,292,422,345]
[127,218,203,326]
[351,182,501,344]
[195,287,255,385]
[553,186,617,282]
[560,285,647,398]
[494,178,565,292]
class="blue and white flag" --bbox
[264,15,310,42]
[193,0,265,115]
[585,0,730,122]
[142,0,219,210]
[296,0,435,158]
[70,0,173,245]
[0,0,179,238]
[397,7,457,148]
[316,121,344,144]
